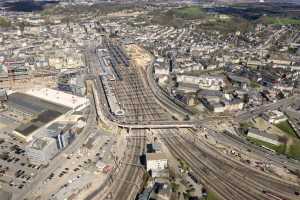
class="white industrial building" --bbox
[146,153,168,177]
[24,88,89,111]
[8,88,89,142]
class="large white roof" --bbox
[25,88,88,110]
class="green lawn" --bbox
[175,6,205,19]
[250,81,261,89]
[248,131,300,160]
[247,137,286,154]
[276,120,297,137]
[261,16,300,25]
[287,141,300,160]
[240,122,253,129]
[0,17,11,27]
[207,191,220,200]
[178,159,190,171]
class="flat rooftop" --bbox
[25,88,88,110]
[8,92,72,139]
[147,153,167,161]
[8,92,70,115]
[15,110,62,137]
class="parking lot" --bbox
[28,129,116,200]
[0,131,42,194]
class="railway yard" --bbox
[87,36,300,200]
[93,39,171,124]
[104,129,146,200]
[158,128,300,200]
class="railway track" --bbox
[110,66,168,123]
[105,129,146,200]
[159,129,300,200]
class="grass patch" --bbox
[207,191,220,200]
[287,141,300,160]
[260,16,300,25]
[170,182,179,192]
[0,17,11,27]
[275,120,297,137]
[247,137,286,154]
[240,122,253,129]
[178,158,190,172]
[175,6,205,19]
[250,81,261,89]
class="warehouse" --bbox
[24,88,89,111]
[7,92,69,118]
[7,88,89,142]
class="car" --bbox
[73,168,80,172]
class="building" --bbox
[201,97,243,113]
[8,92,70,142]
[26,137,59,165]
[262,110,287,124]
[247,128,282,146]
[146,153,168,177]
[8,88,89,142]
[211,103,225,113]
[47,122,76,150]
[24,88,89,111]
[0,89,7,109]
[222,99,244,112]
[154,64,169,76]
[7,91,70,118]
[0,62,30,89]
[227,73,250,89]
[57,71,86,97]
[177,75,226,91]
